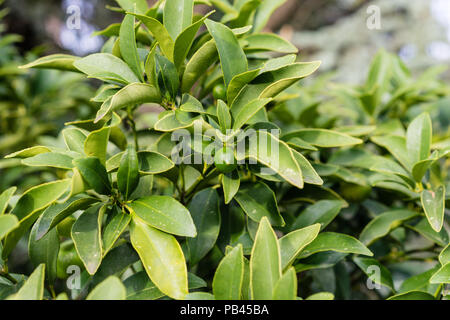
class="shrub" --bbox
[0,0,449,300]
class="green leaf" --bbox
[273,267,297,300]
[29,216,59,283]
[407,218,449,247]
[7,264,45,300]
[430,263,450,284]
[234,181,285,226]
[0,215,19,240]
[230,62,321,117]
[222,170,240,204]
[283,129,362,148]
[306,292,335,300]
[205,19,247,87]
[34,196,96,241]
[0,187,16,215]
[279,224,321,270]
[71,204,104,275]
[298,232,373,259]
[353,257,394,291]
[131,13,175,61]
[20,54,81,72]
[244,33,297,53]
[291,200,344,231]
[387,291,435,300]
[371,135,412,170]
[118,144,139,199]
[291,149,323,185]
[253,0,287,32]
[73,53,140,84]
[232,98,272,130]
[138,151,175,174]
[102,206,131,255]
[217,100,232,132]
[156,54,179,99]
[181,40,218,92]
[250,217,281,300]
[236,131,303,189]
[227,68,261,105]
[11,180,72,222]
[421,185,445,232]
[73,157,111,195]
[62,128,87,154]
[359,209,418,246]
[115,0,148,14]
[130,216,188,300]
[96,83,161,122]
[120,14,144,82]
[86,276,126,300]
[406,112,432,165]
[186,188,221,265]
[84,126,110,164]
[398,267,440,294]
[212,244,244,300]
[163,0,194,40]
[127,196,196,237]
[22,152,75,170]
[2,180,71,259]
[173,12,213,69]
[439,244,450,265]
[5,146,52,159]
[185,292,216,300]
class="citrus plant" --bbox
[0,0,448,300]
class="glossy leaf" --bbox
[430,263,450,284]
[163,0,194,40]
[212,244,244,300]
[406,112,432,165]
[71,204,104,275]
[118,144,139,199]
[130,217,188,300]
[421,185,445,232]
[102,206,131,255]
[244,33,297,53]
[7,264,45,300]
[29,216,59,283]
[234,181,284,226]
[298,232,373,259]
[205,19,247,87]
[273,267,297,300]
[279,224,320,270]
[291,200,344,231]
[73,157,111,195]
[222,170,240,204]
[86,276,126,300]
[73,53,140,84]
[359,209,418,246]
[131,13,175,61]
[186,188,221,265]
[0,187,16,215]
[0,215,19,240]
[20,54,80,72]
[127,196,196,237]
[250,217,281,300]
[34,195,97,241]
[120,14,144,82]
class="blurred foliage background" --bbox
[3,0,450,82]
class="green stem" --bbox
[127,106,139,150]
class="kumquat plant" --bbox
[0,0,449,302]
